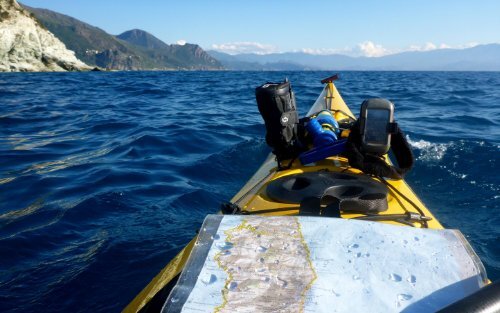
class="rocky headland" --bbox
[0,0,223,72]
[0,0,91,72]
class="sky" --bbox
[20,0,500,57]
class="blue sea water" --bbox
[0,71,498,312]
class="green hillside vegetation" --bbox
[116,29,223,70]
[23,6,223,70]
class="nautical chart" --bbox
[163,215,486,313]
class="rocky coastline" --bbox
[0,0,91,72]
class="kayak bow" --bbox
[124,78,491,313]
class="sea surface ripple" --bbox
[0,71,499,312]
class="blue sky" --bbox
[21,0,500,56]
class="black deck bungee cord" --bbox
[377,176,430,228]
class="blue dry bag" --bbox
[299,110,346,164]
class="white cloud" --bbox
[211,40,485,57]
[424,42,437,50]
[211,42,278,55]
[356,41,391,57]
[298,47,354,55]
[458,42,479,49]
[176,39,186,46]
[354,41,481,57]
[405,42,479,52]
[408,42,439,52]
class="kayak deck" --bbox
[230,155,443,229]
[125,80,445,312]
[230,81,442,229]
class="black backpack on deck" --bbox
[255,80,301,166]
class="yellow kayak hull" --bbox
[124,80,444,312]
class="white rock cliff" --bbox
[0,0,91,72]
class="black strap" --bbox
[390,126,414,176]
[299,195,341,217]
[387,122,399,134]
[220,202,241,214]
[344,121,414,179]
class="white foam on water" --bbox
[406,136,450,162]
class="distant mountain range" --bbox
[208,44,500,71]
[23,6,223,70]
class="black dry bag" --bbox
[256,80,301,164]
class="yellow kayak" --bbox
[124,77,492,313]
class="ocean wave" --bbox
[406,136,450,162]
